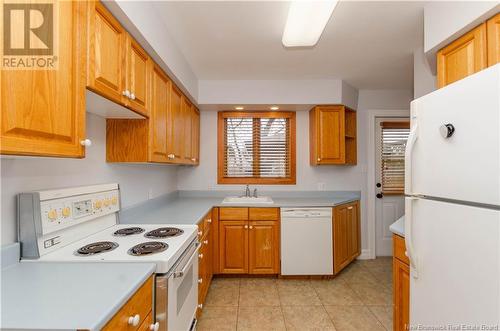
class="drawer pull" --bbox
[150,322,160,331]
[198,231,203,236]
[203,240,208,245]
[347,206,353,210]
[198,303,203,309]
[128,314,140,326]
[207,219,212,223]
[198,278,203,284]
[199,253,204,259]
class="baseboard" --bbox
[357,249,375,260]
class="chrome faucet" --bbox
[245,185,250,197]
[253,188,258,198]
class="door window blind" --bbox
[219,112,296,184]
[381,122,410,195]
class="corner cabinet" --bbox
[393,234,410,331]
[0,1,87,158]
[333,201,360,274]
[218,208,280,275]
[309,105,357,166]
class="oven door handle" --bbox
[173,243,200,278]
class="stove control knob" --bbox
[111,196,118,205]
[62,207,71,217]
[149,322,160,331]
[103,199,110,207]
[47,209,57,221]
[128,314,140,326]
[94,200,102,209]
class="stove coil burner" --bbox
[113,227,145,236]
[144,227,184,239]
[76,241,118,256]
[128,242,169,256]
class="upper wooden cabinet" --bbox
[333,201,360,274]
[487,13,500,66]
[192,108,200,165]
[309,105,357,165]
[0,1,87,158]
[167,84,184,163]
[182,97,193,163]
[149,65,170,163]
[87,1,150,117]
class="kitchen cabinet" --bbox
[437,23,487,88]
[218,208,280,275]
[191,107,201,165]
[309,105,357,166]
[487,13,500,66]
[197,210,213,318]
[182,97,194,164]
[0,1,87,158]
[167,84,184,162]
[333,201,360,274]
[393,234,410,331]
[126,38,150,116]
[102,276,154,330]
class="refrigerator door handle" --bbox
[404,122,418,195]
[405,197,419,279]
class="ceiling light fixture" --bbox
[235,106,244,110]
[282,0,338,48]
[270,106,279,110]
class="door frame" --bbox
[366,109,410,259]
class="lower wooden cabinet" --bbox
[393,234,410,331]
[333,201,360,274]
[102,276,154,331]
[197,211,214,317]
[217,208,280,275]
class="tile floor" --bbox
[197,257,393,331]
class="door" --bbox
[393,257,410,331]
[127,37,149,116]
[149,65,169,163]
[409,198,500,326]
[437,23,487,88]
[409,66,500,206]
[167,84,183,162]
[375,118,409,256]
[333,205,350,273]
[249,221,279,274]
[487,13,500,66]
[219,221,248,274]
[316,106,345,164]
[1,1,86,158]
[87,1,126,104]
[182,97,193,163]
[191,108,200,164]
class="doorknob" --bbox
[376,193,383,199]
[376,183,382,188]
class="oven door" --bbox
[168,241,199,331]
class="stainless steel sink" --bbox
[222,196,274,204]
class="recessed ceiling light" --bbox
[270,106,279,110]
[282,0,338,48]
[235,106,244,110]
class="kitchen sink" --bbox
[222,196,274,204]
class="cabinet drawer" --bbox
[249,208,279,221]
[103,276,153,330]
[220,208,248,221]
[203,211,213,233]
[197,220,205,239]
[393,234,409,265]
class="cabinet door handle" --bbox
[198,253,204,259]
[150,322,160,331]
[128,314,140,326]
[207,219,212,223]
[80,139,92,147]
[198,231,203,236]
[244,225,248,229]
[122,90,131,98]
[249,225,253,229]
[198,278,203,284]
[130,92,136,100]
[203,240,208,244]
[347,206,353,210]
[317,158,321,162]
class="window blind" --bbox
[381,122,410,195]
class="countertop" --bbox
[119,190,361,225]
[1,256,155,330]
[389,215,405,237]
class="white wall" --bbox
[0,113,178,245]
[414,47,437,99]
[177,89,412,254]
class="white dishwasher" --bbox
[280,208,333,275]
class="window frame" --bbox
[380,121,410,195]
[217,111,296,185]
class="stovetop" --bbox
[34,224,197,273]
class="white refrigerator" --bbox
[405,64,500,327]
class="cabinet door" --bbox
[249,221,280,274]
[437,23,487,88]
[182,97,193,163]
[167,84,183,162]
[87,1,126,104]
[1,1,86,157]
[219,221,248,274]
[487,13,500,66]
[149,65,169,163]
[191,108,200,165]
[347,202,361,260]
[393,257,410,331]
[316,107,345,164]
[127,37,150,116]
[333,205,350,274]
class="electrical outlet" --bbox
[148,188,154,199]
[317,182,326,191]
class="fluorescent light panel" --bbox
[282,0,338,47]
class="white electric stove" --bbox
[18,183,199,331]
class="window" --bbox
[218,111,296,184]
[380,121,410,195]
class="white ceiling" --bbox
[153,1,425,90]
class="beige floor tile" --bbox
[204,279,240,307]
[240,277,277,286]
[324,305,386,331]
[237,306,286,331]
[282,306,336,331]
[358,257,392,270]
[310,280,363,305]
[336,266,380,286]
[277,281,322,306]
[349,281,392,306]
[368,305,394,331]
[239,281,280,306]
[370,267,393,288]
[197,307,238,331]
